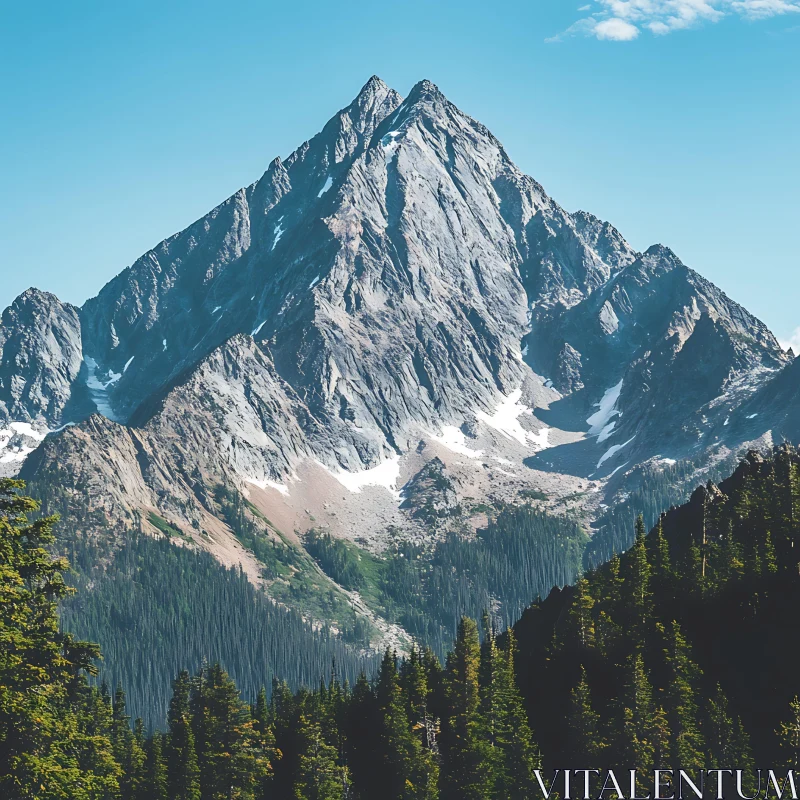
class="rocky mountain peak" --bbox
[3,76,796,506]
[0,288,85,430]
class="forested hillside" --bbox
[584,454,739,568]
[305,505,586,658]
[514,444,800,779]
[59,533,376,730]
[27,457,586,727]
[6,446,800,798]
[0,477,540,799]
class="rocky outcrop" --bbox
[400,457,460,523]
[3,76,796,496]
[0,289,86,428]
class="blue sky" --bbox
[2,0,798,348]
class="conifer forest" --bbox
[4,445,800,798]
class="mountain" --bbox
[514,444,800,770]
[2,76,796,648]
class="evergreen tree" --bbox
[166,670,201,800]
[189,662,263,800]
[620,517,652,642]
[252,687,278,799]
[144,732,168,800]
[400,648,439,754]
[376,649,438,799]
[440,617,489,800]
[0,478,120,799]
[112,685,146,800]
[659,622,704,770]
[616,654,655,785]
[491,630,539,800]
[294,713,344,800]
[705,683,754,795]
[647,516,672,600]
[567,666,603,765]
[776,696,800,770]
[564,578,596,650]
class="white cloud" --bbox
[779,327,800,354]
[596,17,642,37]
[549,0,800,41]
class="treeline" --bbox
[585,454,738,568]
[304,506,586,660]
[0,476,541,798]
[514,444,800,778]
[59,532,375,731]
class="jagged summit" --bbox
[2,76,795,545]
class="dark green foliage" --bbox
[375,506,585,659]
[59,532,375,730]
[214,484,301,581]
[305,529,366,591]
[514,444,800,774]
[585,454,739,568]
[0,478,121,799]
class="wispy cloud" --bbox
[779,327,800,354]
[547,0,800,42]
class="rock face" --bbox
[3,75,797,551]
[400,457,460,523]
[0,289,86,428]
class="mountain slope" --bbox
[2,75,796,641]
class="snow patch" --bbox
[606,461,630,479]
[587,380,623,436]
[212,305,222,314]
[381,131,402,165]
[317,176,333,197]
[319,455,401,498]
[475,388,550,449]
[123,356,134,373]
[162,339,168,351]
[247,477,290,497]
[597,421,617,444]
[308,275,320,289]
[747,413,759,419]
[251,320,267,337]
[597,436,636,469]
[271,223,284,250]
[0,422,50,465]
[432,426,483,459]
[84,356,121,421]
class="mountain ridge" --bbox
[2,77,795,606]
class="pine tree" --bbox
[647,516,672,600]
[192,662,265,800]
[144,732,168,800]
[294,713,344,800]
[253,687,278,799]
[400,649,438,753]
[567,666,603,765]
[0,478,120,799]
[660,622,704,770]
[620,516,652,643]
[705,684,754,785]
[491,630,540,800]
[112,685,146,800]
[776,696,800,770]
[166,670,201,800]
[616,654,655,784]
[376,649,438,799]
[564,577,596,650]
[440,617,489,800]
